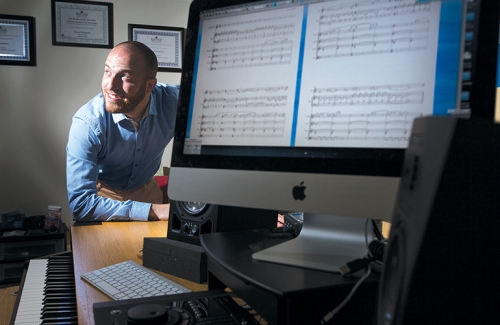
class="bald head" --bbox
[113,41,158,79]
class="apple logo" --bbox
[292,182,306,200]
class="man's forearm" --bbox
[149,204,170,221]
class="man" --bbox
[66,41,175,221]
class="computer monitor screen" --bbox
[168,0,492,272]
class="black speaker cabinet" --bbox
[167,200,278,245]
[377,116,500,325]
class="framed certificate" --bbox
[0,14,36,66]
[129,24,184,73]
[51,0,113,48]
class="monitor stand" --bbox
[252,214,373,273]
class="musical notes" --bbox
[203,13,298,70]
[307,110,422,142]
[316,19,429,58]
[315,0,431,58]
[202,86,289,109]
[319,0,431,24]
[202,95,287,109]
[214,23,295,44]
[209,38,293,70]
[189,0,441,148]
[197,85,289,138]
[305,83,425,141]
[199,112,286,138]
[311,83,425,106]
[204,86,288,95]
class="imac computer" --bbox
[168,0,495,273]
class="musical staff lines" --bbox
[208,16,297,70]
[203,95,287,109]
[307,110,422,141]
[315,0,430,58]
[320,0,431,24]
[214,23,295,44]
[199,112,286,138]
[204,85,288,95]
[212,14,296,35]
[202,86,289,109]
[312,83,425,107]
[198,86,288,138]
[307,83,425,141]
[209,38,293,70]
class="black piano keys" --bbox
[41,253,77,324]
[10,251,78,325]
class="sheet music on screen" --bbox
[186,0,461,151]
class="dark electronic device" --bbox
[93,290,261,325]
[168,0,497,273]
[377,116,500,325]
[167,200,277,245]
[143,237,208,283]
[283,212,303,236]
[377,1,500,323]
[143,201,277,283]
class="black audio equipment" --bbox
[143,237,208,283]
[283,212,303,236]
[377,117,500,325]
[93,290,261,325]
[143,201,277,283]
[167,200,278,245]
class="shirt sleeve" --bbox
[66,114,151,222]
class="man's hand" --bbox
[148,204,170,221]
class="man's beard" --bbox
[104,84,147,115]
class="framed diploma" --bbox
[0,14,36,66]
[51,0,113,48]
[128,24,184,73]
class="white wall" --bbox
[0,0,191,224]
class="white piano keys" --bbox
[13,259,48,325]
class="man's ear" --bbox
[146,78,157,93]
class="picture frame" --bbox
[0,14,36,66]
[51,0,113,48]
[128,24,184,73]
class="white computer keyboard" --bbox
[81,260,190,300]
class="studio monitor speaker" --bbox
[167,200,278,245]
[377,117,500,325]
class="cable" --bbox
[369,240,386,260]
[320,266,373,324]
[367,240,386,274]
[324,220,387,323]
[371,219,384,241]
[340,221,386,275]
[329,220,387,323]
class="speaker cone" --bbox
[179,202,209,216]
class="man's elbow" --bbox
[69,198,97,222]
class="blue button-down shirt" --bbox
[66,83,179,221]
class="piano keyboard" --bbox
[10,251,77,325]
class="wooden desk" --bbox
[0,221,207,325]
[71,221,208,325]
[0,285,19,325]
